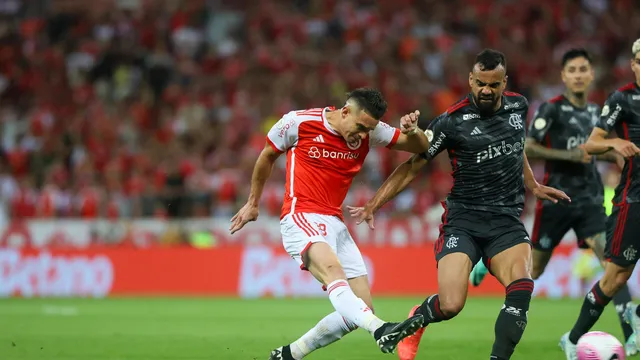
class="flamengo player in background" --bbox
[229,88,432,359]
[560,39,640,359]
[469,48,638,355]
[350,49,570,360]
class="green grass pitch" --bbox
[0,297,627,359]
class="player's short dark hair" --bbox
[561,48,592,67]
[474,49,507,71]
[346,88,388,120]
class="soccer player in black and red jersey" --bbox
[560,39,640,359]
[351,49,569,360]
[469,48,637,355]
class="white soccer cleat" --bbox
[624,302,640,356]
[559,332,577,360]
[625,335,638,357]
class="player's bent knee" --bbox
[438,294,466,318]
[600,263,634,296]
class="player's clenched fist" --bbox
[611,138,640,158]
[400,110,420,135]
[229,203,259,234]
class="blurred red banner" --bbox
[0,244,625,298]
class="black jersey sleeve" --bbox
[528,102,557,143]
[420,112,456,160]
[597,91,627,133]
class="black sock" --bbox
[491,278,534,360]
[415,294,453,325]
[613,284,634,341]
[636,304,640,318]
[280,345,294,360]
[569,281,612,344]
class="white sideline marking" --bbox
[41,305,79,316]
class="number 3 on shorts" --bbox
[316,223,327,236]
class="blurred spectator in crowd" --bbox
[0,0,631,224]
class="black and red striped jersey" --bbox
[597,82,640,205]
[420,92,528,216]
[527,94,604,206]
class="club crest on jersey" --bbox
[346,137,362,150]
[601,105,610,117]
[508,113,524,130]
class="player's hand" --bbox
[531,184,571,204]
[229,203,259,234]
[347,205,375,230]
[611,138,640,158]
[400,110,420,135]
[576,145,594,164]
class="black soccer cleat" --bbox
[374,314,425,354]
[268,345,294,360]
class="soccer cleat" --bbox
[268,345,294,360]
[626,334,638,357]
[559,332,577,360]
[624,302,640,354]
[374,314,424,354]
[469,261,489,287]
[397,305,427,360]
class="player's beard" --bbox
[473,92,498,115]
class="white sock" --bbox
[289,312,357,359]
[326,279,385,335]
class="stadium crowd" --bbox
[0,0,634,222]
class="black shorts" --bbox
[434,205,531,268]
[605,203,640,267]
[531,202,607,252]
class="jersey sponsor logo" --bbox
[633,95,640,100]
[566,135,587,150]
[313,135,325,143]
[533,118,547,130]
[308,146,360,160]
[476,137,525,163]
[508,113,524,130]
[277,118,296,137]
[606,104,622,126]
[427,132,447,157]
[568,117,579,125]
[504,102,520,110]
[346,137,362,150]
[463,113,480,120]
[470,127,482,135]
[561,105,573,112]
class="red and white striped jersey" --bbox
[266,107,400,220]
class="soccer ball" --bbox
[576,331,625,360]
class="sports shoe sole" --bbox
[377,315,425,354]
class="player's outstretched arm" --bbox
[389,111,431,153]
[585,127,640,158]
[229,143,281,234]
[524,137,591,163]
[523,152,571,204]
[348,154,427,229]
